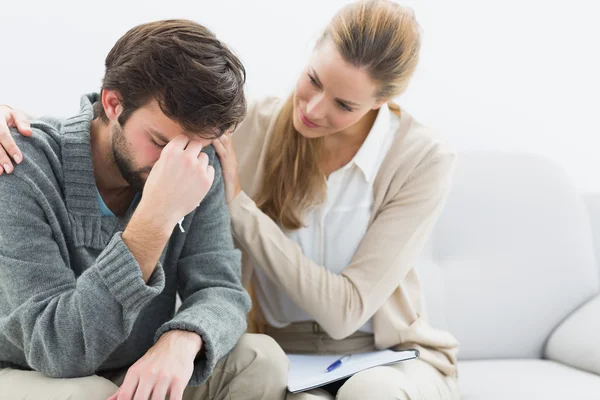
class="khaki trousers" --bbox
[265,322,461,400]
[0,333,289,400]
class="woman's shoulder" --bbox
[232,96,285,141]
[391,107,456,169]
[378,106,456,195]
[247,96,285,118]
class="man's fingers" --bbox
[117,373,140,400]
[149,377,170,400]
[132,377,153,400]
[164,134,190,152]
[197,152,209,170]
[207,165,215,182]
[168,378,186,400]
[107,390,119,400]
[184,140,204,159]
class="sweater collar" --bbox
[61,93,119,248]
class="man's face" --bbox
[109,99,212,192]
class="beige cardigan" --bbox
[228,97,459,377]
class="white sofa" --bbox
[417,151,600,399]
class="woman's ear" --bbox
[372,99,388,110]
[101,90,123,121]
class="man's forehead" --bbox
[139,99,221,140]
[138,102,187,139]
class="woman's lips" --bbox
[300,109,320,128]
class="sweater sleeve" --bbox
[0,175,165,378]
[228,153,456,339]
[154,146,251,386]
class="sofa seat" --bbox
[458,359,600,399]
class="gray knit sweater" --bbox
[0,94,251,385]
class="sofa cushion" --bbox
[459,359,600,400]
[583,193,600,277]
[546,294,600,376]
[423,152,599,359]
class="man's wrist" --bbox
[127,202,174,240]
[122,204,173,282]
[160,330,203,357]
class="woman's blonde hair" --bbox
[255,0,422,230]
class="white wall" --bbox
[2,0,599,191]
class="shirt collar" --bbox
[96,189,115,217]
[350,102,392,183]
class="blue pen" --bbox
[325,355,352,373]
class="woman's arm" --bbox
[228,153,456,339]
[0,105,32,175]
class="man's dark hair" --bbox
[95,19,246,138]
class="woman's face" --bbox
[292,40,384,139]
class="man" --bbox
[0,20,288,400]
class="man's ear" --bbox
[101,90,123,121]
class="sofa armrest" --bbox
[584,193,600,275]
[545,294,600,375]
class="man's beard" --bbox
[111,124,151,193]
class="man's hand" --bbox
[108,330,202,400]
[140,135,215,230]
[123,135,215,281]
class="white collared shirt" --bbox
[254,103,400,333]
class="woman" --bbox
[1,1,460,398]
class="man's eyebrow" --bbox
[148,128,170,143]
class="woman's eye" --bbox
[337,102,353,112]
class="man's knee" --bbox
[336,366,411,400]
[60,375,119,399]
[231,333,289,380]
[0,369,118,400]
